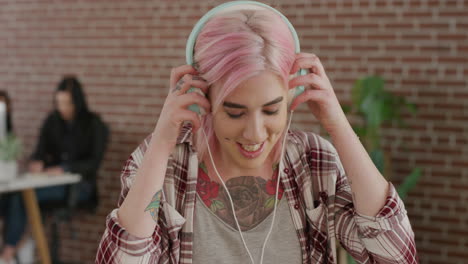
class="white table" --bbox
[0,173,81,264]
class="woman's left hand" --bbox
[289,53,348,134]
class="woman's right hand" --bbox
[152,65,211,152]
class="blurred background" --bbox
[0,0,466,263]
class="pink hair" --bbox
[193,9,296,163]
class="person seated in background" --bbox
[0,91,13,136]
[0,76,108,264]
[0,90,18,264]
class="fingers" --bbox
[168,66,211,129]
[178,110,202,132]
[172,74,209,95]
[290,53,325,77]
[175,92,211,114]
[163,93,208,133]
[289,89,326,111]
[289,73,323,91]
[170,65,198,89]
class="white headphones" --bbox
[185,1,307,115]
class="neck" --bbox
[201,155,276,183]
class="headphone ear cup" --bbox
[287,68,309,108]
[187,87,207,115]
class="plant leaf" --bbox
[370,149,385,173]
[353,126,367,139]
[342,105,352,114]
[397,168,423,200]
[365,76,384,94]
[351,79,364,106]
[0,133,22,161]
[406,102,417,114]
[362,97,384,128]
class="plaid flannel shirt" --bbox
[96,125,418,263]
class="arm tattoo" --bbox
[145,190,162,222]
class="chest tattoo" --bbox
[197,166,284,231]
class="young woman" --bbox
[97,3,417,263]
[0,76,108,264]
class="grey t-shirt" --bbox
[193,194,302,264]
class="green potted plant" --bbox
[340,76,422,264]
[0,133,22,182]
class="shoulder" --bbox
[287,130,338,161]
[88,112,105,125]
[287,130,342,197]
[41,112,60,130]
[44,111,58,123]
[84,112,108,132]
[287,130,342,184]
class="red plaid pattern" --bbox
[96,127,418,263]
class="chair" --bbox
[43,183,99,264]
[41,121,109,264]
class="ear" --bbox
[287,88,295,109]
[287,68,308,109]
[286,72,302,109]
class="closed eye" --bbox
[223,96,283,119]
[263,110,279,115]
[226,109,279,119]
[227,112,244,119]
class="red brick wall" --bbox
[1,0,466,263]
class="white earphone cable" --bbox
[259,109,293,264]
[201,118,255,264]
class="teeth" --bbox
[241,143,261,152]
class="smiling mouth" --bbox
[236,142,265,159]
[239,143,262,152]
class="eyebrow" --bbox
[223,96,283,109]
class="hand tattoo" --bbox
[173,80,185,93]
[145,190,162,222]
[191,75,205,81]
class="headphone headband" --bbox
[185,1,301,65]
